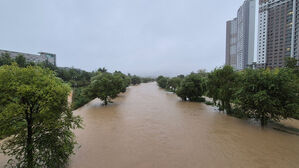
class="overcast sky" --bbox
[0,0,251,77]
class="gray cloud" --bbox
[0,0,246,77]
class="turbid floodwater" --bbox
[0,82,299,168]
[68,82,299,168]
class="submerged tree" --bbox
[235,68,299,126]
[176,73,206,102]
[166,77,182,92]
[114,71,131,93]
[130,75,141,85]
[207,65,238,114]
[86,72,125,105]
[0,65,82,168]
[157,76,168,89]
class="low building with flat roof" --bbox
[0,49,56,66]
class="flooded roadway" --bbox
[69,82,299,168]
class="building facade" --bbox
[0,49,56,65]
[257,0,299,68]
[226,0,256,70]
[226,18,238,69]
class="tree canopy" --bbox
[157,76,168,89]
[235,68,299,126]
[176,73,206,102]
[0,53,13,66]
[86,72,127,105]
[130,75,141,85]
[166,77,182,92]
[0,65,82,168]
[207,65,238,114]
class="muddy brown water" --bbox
[1,82,299,168]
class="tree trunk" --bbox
[104,98,108,106]
[225,101,232,115]
[220,100,225,111]
[261,114,267,127]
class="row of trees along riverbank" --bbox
[157,58,299,127]
[71,68,155,109]
[0,53,154,168]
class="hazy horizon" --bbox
[0,0,250,77]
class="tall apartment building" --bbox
[257,0,299,68]
[0,49,56,65]
[226,18,238,69]
[226,0,256,70]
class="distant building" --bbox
[0,49,56,66]
[226,0,256,70]
[226,18,238,69]
[257,0,299,68]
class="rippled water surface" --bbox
[1,82,299,168]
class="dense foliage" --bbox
[85,72,129,105]
[72,87,92,110]
[0,65,82,168]
[114,71,131,93]
[0,53,32,67]
[207,65,238,114]
[176,73,206,102]
[166,77,182,92]
[157,60,299,126]
[130,75,141,85]
[140,77,155,83]
[157,73,206,102]
[234,68,299,126]
[157,76,168,89]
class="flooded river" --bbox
[69,82,299,168]
[1,82,299,168]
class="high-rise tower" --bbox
[226,0,256,70]
[257,0,299,68]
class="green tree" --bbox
[0,53,13,66]
[0,65,82,168]
[166,77,182,92]
[86,72,124,105]
[285,57,298,69]
[157,76,168,89]
[176,73,206,102]
[284,57,299,119]
[131,75,141,85]
[207,66,238,114]
[38,60,57,71]
[235,68,299,126]
[97,67,107,73]
[114,71,130,93]
[72,87,92,110]
[141,77,155,83]
[15,54,27,67]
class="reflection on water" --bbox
[69,83,299,168]
[0,83,298,168]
